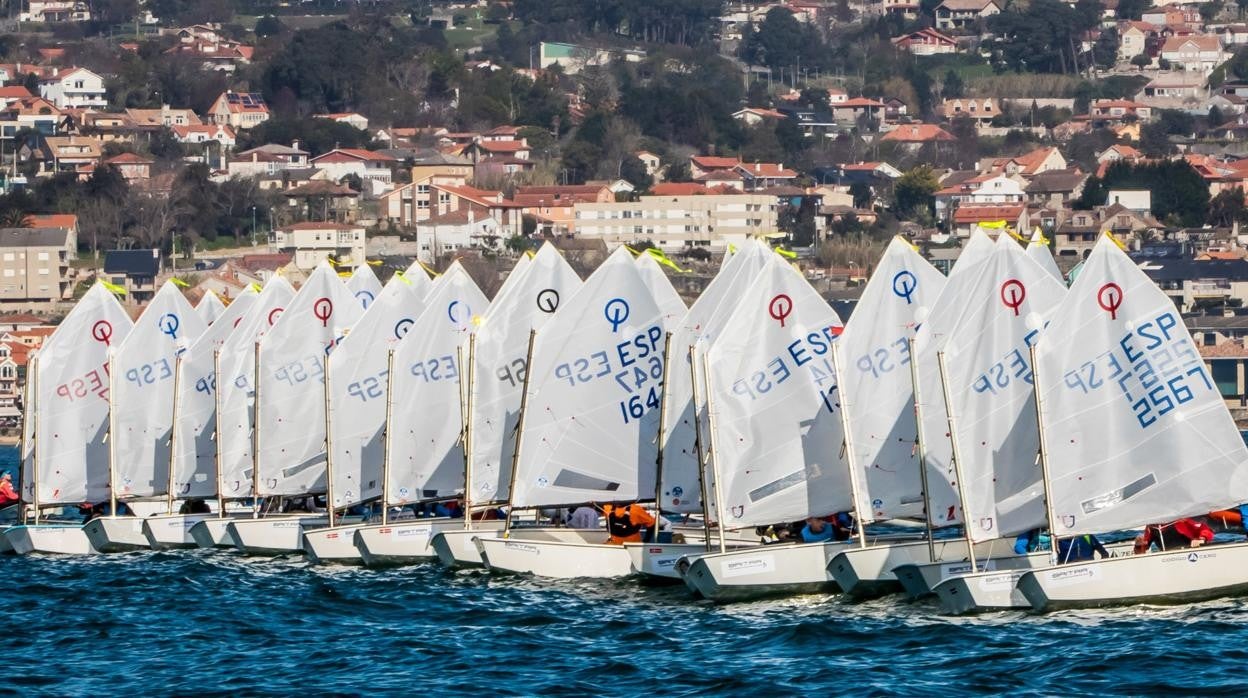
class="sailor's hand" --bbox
[1191,539,1205,548]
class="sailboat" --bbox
[189,276,296,548]
[885,235,1069,604]
[144,288,258,549]
[228,262,362,554]
[632,241,776,582]
[428,246,585,568]
[675,251,878,600]
[302,268,430,564]
[1015,235,1248,610]
[5,284,133,555]
[677,238,938,600]
[474,246,667,578]
[83,280,206,552]
[1026,231,1064,284]
[827,231,1012,599]
[194,290,226,325]
[353,261,489,566]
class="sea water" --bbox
[5,446,1248,694]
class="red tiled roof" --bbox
[650,183,710,196]
[24,214,76,230]
[104,152,153,164]
[953,204,1025,223]
[880,124,956,142]
[690,156,740,170]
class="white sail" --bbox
[327,275,426,508]
[509,247,666,508]
[939,240,1067,542]
[635,251,687,330]
[661,240,769,514]
[1026,233,1064,284]
[387,262,488,503]
[949,230,996,277]
[194,291,225,326]
[257,262,362,496]
[19,354,36,503]
[171,288,258,499]
[912,231,997,527]
[1036,235,1248,536]
[111,281,205,499]
[346,263,384,309]
[837,237,946,521]
[705,255,851,527]
[36,284,133,505]
[467,245,580,505]
[217,277,296,499]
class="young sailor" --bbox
[602,502,655,544]
[1135,518,1215,552]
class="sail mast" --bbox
[502,330,536,538]
[107,348,118,517]
[213,349,226,518]
[1029,343,1060,565]
[937,350,977,569]
[700,350,728,554]
[831,343,869,549]
[167,354,183,515]
[28,355,38,525]
[461,335,476,532]
[908,337,936,561]
[251,340,261,518]
[380,348,396,526]
[651,333,672,541]
[323,352,335,528]
[689,344,713,551]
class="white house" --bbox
[414,209,501,263]
[20,0,90,22]
[268,222,366,270]
[1160,35,1226,75]
[1106,189,1151,213]
[934,0,1000,30]
[970,174,1026,204]
[38,67,106,109]
[310,148,396,194]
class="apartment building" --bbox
[0,226,76,303]
[572,194,777,252]
[269,222,366,270]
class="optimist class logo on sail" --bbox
[554,298,663,425]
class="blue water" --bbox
[8,451,1248,693]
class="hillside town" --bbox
[2,0,1248,419]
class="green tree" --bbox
[255,15,282,37]
[1208,188,1246,227]
[1116,0,1148,18]
[942,69,964,99]
[849,182,873,209]
[1209,105,1225,129]
[1093,28,1120,69]
[893,165,940,220]
[619,155,653,191]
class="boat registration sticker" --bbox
[977,572,1022,592]
[1046,565,1101,587]
[393,526,431,539]
[505,542,539,554]
[721,554,775,578]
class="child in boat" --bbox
[0,471,17,509]
[799,513,853,543]
[1014,528,1050,554]
[602,502,655,544]
[1134,518,1214,553]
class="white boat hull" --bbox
[81,516,151,553]
[829,538,1018,600]
[1018,542,1248,611]
[228,515,338,555]
[477,533,634,578]
[304,523,371,565]
[677,541,854,601]
[626,542,723,580]
[5,524,99,555]
[430,525,595,568]
[142,513,216,549]
[354,518,471,567]
[189,517,239,549]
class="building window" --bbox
[1204,332,1217,346]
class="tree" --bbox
[942,69,964,99]
[1093,28,1120,69]
[1117,0,1148,18]
[1209,105,1226,129]
[620,155,653,191]
[893,165,940,220]
[665,160,692,182]
[1200,0,1224,22]
[1208,188,1246,227]
[1139,122,1174,156]
[1097,160,1210,225]
[485,3,510,22]
[1131,53,1151,70]
[850,182,873,209]
[255,15,282,37]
